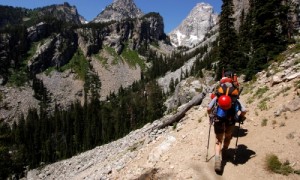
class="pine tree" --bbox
[244,0,290,80]
[218,0,239,79]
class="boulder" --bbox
[271,75,283,86]
[286,72,300,81]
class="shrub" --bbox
[256,86,269,98]
[198,118,202,123]
[59,49,89,80]
[258,101,268,111]
[173,122,178,130]
[294,80,300,89]
[279,122,285,127]
[286,132,295,139]
[261,118,268,126]
[265,154,294,175]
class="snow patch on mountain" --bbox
[169,2,218,47]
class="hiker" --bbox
[207,71,246,172]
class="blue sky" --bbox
[0,0,222,33]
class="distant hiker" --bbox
[207,70,246,172]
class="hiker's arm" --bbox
[207,97,217,114]
[237,100,247,122]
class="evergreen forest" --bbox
[0,0,299,179]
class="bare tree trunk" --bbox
[156,91,207,129]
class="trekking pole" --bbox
[206,123,212,162]
[234,121,241,162]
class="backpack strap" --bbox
[226,87,230,96]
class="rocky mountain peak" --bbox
[35,2,83,25]
[169,2,218,47]
[92,0,144,23]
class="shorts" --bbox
[214,121,235,136]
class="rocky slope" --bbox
[33,2,83,25]
[26,45,300,180]
[0,4,168,123]
[232,0,250,30]
[169,2,218,47]
[0,2,83,29]
[158,26,218,95]
[92,0,143,23]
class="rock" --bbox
[92,0,143,23]
[164,77,207,112]
[286,97,300,112]
[28,32,77,74]
[169,3,218,47]
[274,97,300,116]
[148,135,176,163]
[0,75,4,85]
[286,72,300,81]
[271,75,283,86]
[27,22,48,42]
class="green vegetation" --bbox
[294,80,300,89]
[258,97,269,111]
[59,49,89,80]
[286,132,295,139]
[275,44,300,64]
[121,45,146,70]
[273,86,292,98]
[216,0,292,80]
[128,141,144,152]
[198,118,202,123]
[93,53,109,68]
[7,67,29,87]
[261,118,268,126]
[258,101,268,111]
[104,46,119,64]
[279,122,286,127]
[241,83,252,95]
[0,0,298,178]
[142,12,162,20]
[25,41,40,62]
[255,86,269,98]
[0,79,166,178]
[265,154,300,175]
[172,122,178,130]
[246,96,254,104]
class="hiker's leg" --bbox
[214,122,224,172]
[215,133,223,157]
[214,122,225,157]
[223,124,235,149]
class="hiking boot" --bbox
[215,156,222,172]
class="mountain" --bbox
[26,45,300,179]
[1,1,300,179]
[168,2,218,47]
[32,2,83,25]
[232,0,250,30]
[0,3,168,124]
[92,0,144,23]
[0,2,83,29]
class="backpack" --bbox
[212,71,241,121]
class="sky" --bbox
[0,0,222,33]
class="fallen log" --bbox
[156,91,207,129]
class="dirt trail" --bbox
[110,78,300,180]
